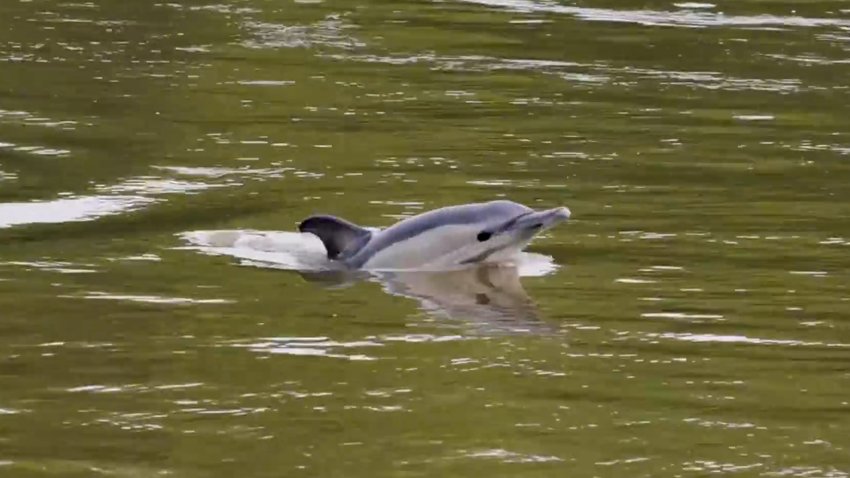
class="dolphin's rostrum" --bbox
[298,200,571,271]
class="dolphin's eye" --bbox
[477,231,492,242]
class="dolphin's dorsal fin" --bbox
[298,215,372,260]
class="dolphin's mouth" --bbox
[510,206,571,232]
[460,245,505,265]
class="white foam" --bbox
[179,230,332,271]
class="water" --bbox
[1,0,849,476]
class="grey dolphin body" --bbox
[299,200,571,270]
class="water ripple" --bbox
[0,141,72,157]
[64,291,234,305]
[2,260,96,274]
[243,15,365,50]
[328,53,805,92]
[234,336,381,361]
[0,108,79,130]
[654,332,850,348]
[0,165,293,230]
[460,0,850,29]
[0,195,156,229]
[459,448,563,463]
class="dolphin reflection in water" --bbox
[299,262,549,334]
[180,201,571,333]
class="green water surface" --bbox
[1,0,849,476]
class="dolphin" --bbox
[298,200,571,270]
